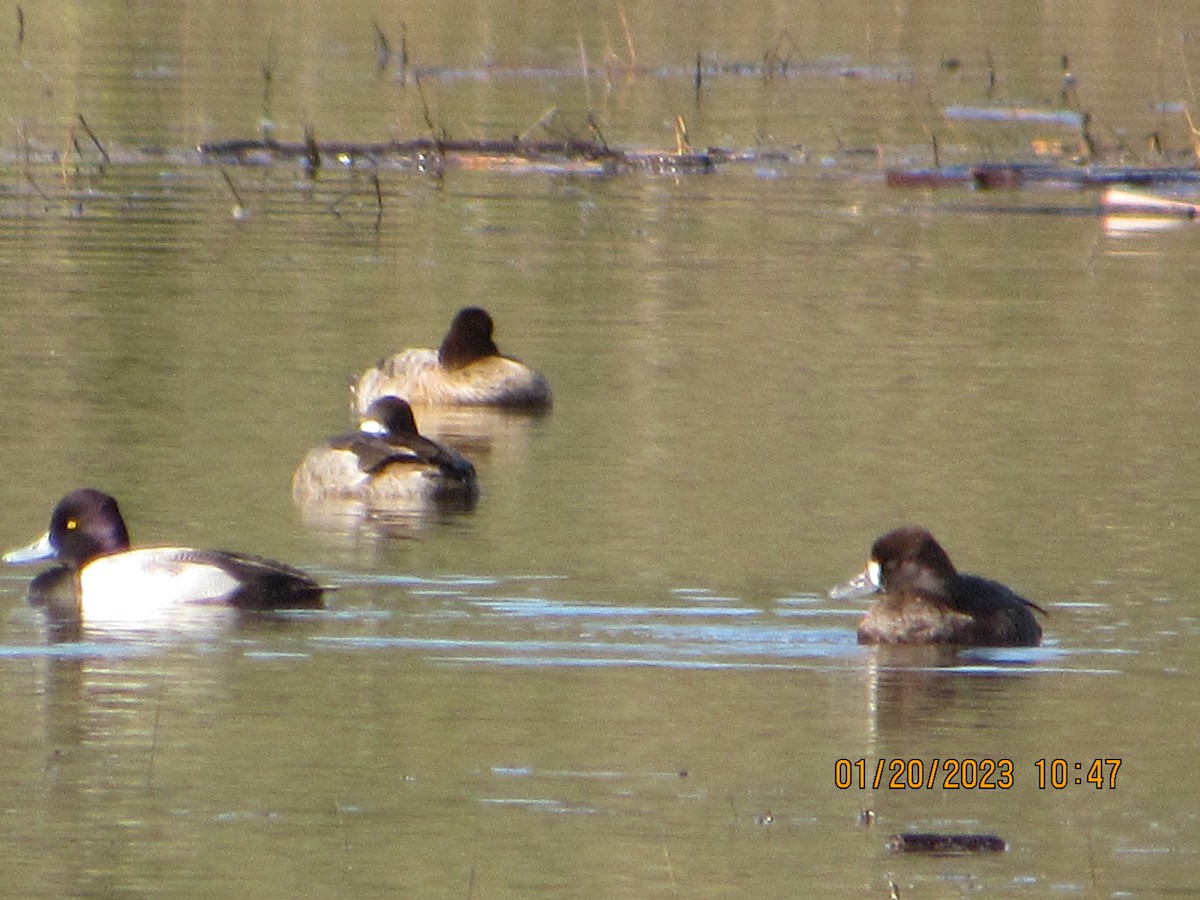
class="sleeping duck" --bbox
[351,307,552,413]
[292,396,478,506]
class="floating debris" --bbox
[944,105,1085,127]
[885,162,1200,191]
[199,136,791,176]
[1101,186,1199,218]
[887,833,1007,854]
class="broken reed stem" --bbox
[763,29,799,79]
[24,171,49,203]
[587,114,609,152]
[519,106,558,142]
[578,34,593,115]
[1178,36,1200,162]
[16,5,24,50]
[371,21,409,81]
[303,123,320,175]
[218,166,246,211]
[398,23,409,80]
[261,63,274,141]
[372,20,390,73]
[673,115,691,154]
[76,114,109,166]
[413,72,440,143]
[372,172,383,230]
[1183,107,1200,162]
[617,5,635,68]
[661,845,678,898]
[60,128,73,187]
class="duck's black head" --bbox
[361,396,421,438]
[44,489,132,568]
[869,525,958,597]
[439,307,499,369]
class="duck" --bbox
[4,489,326,619]
[351,306,552,413]
[829,525,1045,646]
[292,396,478,506]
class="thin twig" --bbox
[261,62,274,141]
[924,125,940,167]
[399,23,409,77]
[617,5,635,68]
[303,123,320,175]
[24,171,49,203]
[578,34,593,115]
[218,166,245,207]
[413,72,438,140]
[218,166,248,220]
[372,172,383,230]
[76,114,110,166]
[372,20,390,73]
[518,106,558,142]
[587,114,609,153]
[662,845,679,898]
[673,115,691,155]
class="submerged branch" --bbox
[198,134,731,175]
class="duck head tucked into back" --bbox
[351,306,552,413]
[292,395,478,506]
[438,306,502,369]
[830,525,1045,647]
[4,488,326,620]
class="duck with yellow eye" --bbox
[830,526,1045,646]
[4,489,326,624]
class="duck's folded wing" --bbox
[352,433,476,481]
[955,575,1047,617]
[185,549,326,610]
[342,434,420,473]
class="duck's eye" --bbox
[66,518,78,531]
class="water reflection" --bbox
[294,494,477,542]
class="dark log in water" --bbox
[197,136,783,175]
[886,162,1200,190]
[887,833,1007,854]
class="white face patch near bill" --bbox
[867,560,882,589]
[359,418,388,436]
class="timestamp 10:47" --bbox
[1035,758,1121,789]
